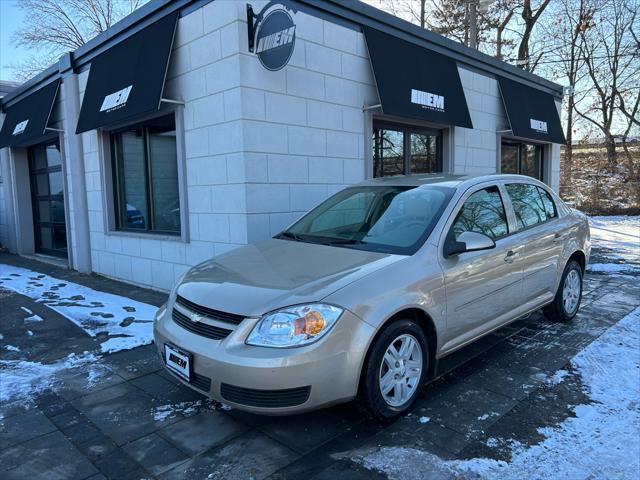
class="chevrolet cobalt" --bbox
[154,174,590,419]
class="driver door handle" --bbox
[504,250,518,263]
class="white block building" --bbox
[0,0,566,291]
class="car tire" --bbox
[543,259,583,323]
[358,319,428,420]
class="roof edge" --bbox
[308,0,564,98]
[2,0,564,109]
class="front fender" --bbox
[323,252,446,354]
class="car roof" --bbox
[353,173,549,190]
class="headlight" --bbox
[246,303,344,348]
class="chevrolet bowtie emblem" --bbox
[189,312,202,323]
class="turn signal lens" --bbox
[246,304,343,348]
[293,310,326,336]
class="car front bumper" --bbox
[153,303,374,415]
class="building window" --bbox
[111,114,180,234]
[373,121,442,178]
[501,141,544,180]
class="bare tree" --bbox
[482,0,519,59]
[574,0,638,170]
[517,0,552,71]
[378,0,429,28]
[540,0,595,183]
[429,0,470,44]
[10,0,147,81]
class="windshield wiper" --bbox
[324,238,365,245]
[277,231,304,242]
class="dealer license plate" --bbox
[164,343,191,381]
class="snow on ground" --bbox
[355,306,640,480]
[588,263,639,273]
[588,215,639,265]
[0,264,158,353]
[0,352,104,404]
[152,400,213,422]
[20,306,44,322]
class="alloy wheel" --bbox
[562,269,581,315]
[378,334,423,407]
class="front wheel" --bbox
[543,259,583,322]
[358,319,428,420]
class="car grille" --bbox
[175,295,245,325]
[220,383,311,408]
[171,308,233,340]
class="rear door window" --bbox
[537,186,557,219]
[451,186,509,240]
[505,183,549,229]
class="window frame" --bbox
[99,107,189,242]
[373,120,443,178]
[110,114,180,235]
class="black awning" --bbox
[364,27,473,129]
[76,12,179,134]
[498,77,565,144]
[0,80,60,149]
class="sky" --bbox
[0,0,33,81]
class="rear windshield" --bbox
[278,185,454,255]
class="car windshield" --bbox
[278,185,454,255]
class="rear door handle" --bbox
[553,232,566,243]
[504,250,518,263]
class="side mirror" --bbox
[444,231,496,257]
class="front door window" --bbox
[29,141,67,258]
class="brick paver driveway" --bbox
[0,243,638,480]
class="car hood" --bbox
[176,238,402,317]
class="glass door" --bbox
[500,140,544,180]
[28,141,68,258]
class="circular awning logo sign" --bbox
[254,9,296,71]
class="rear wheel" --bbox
[358,319,428,420]
[543,259,583,322]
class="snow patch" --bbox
[152,400,208,422]
[419,416,430,424]
[0,264,158,353]
[588,263,639,273]
[477,412,499,421]
[547,369,569,385]
[486,438,500,448]
[5,345,20,352]
[0,352,101,404]
[589,215,639,264]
